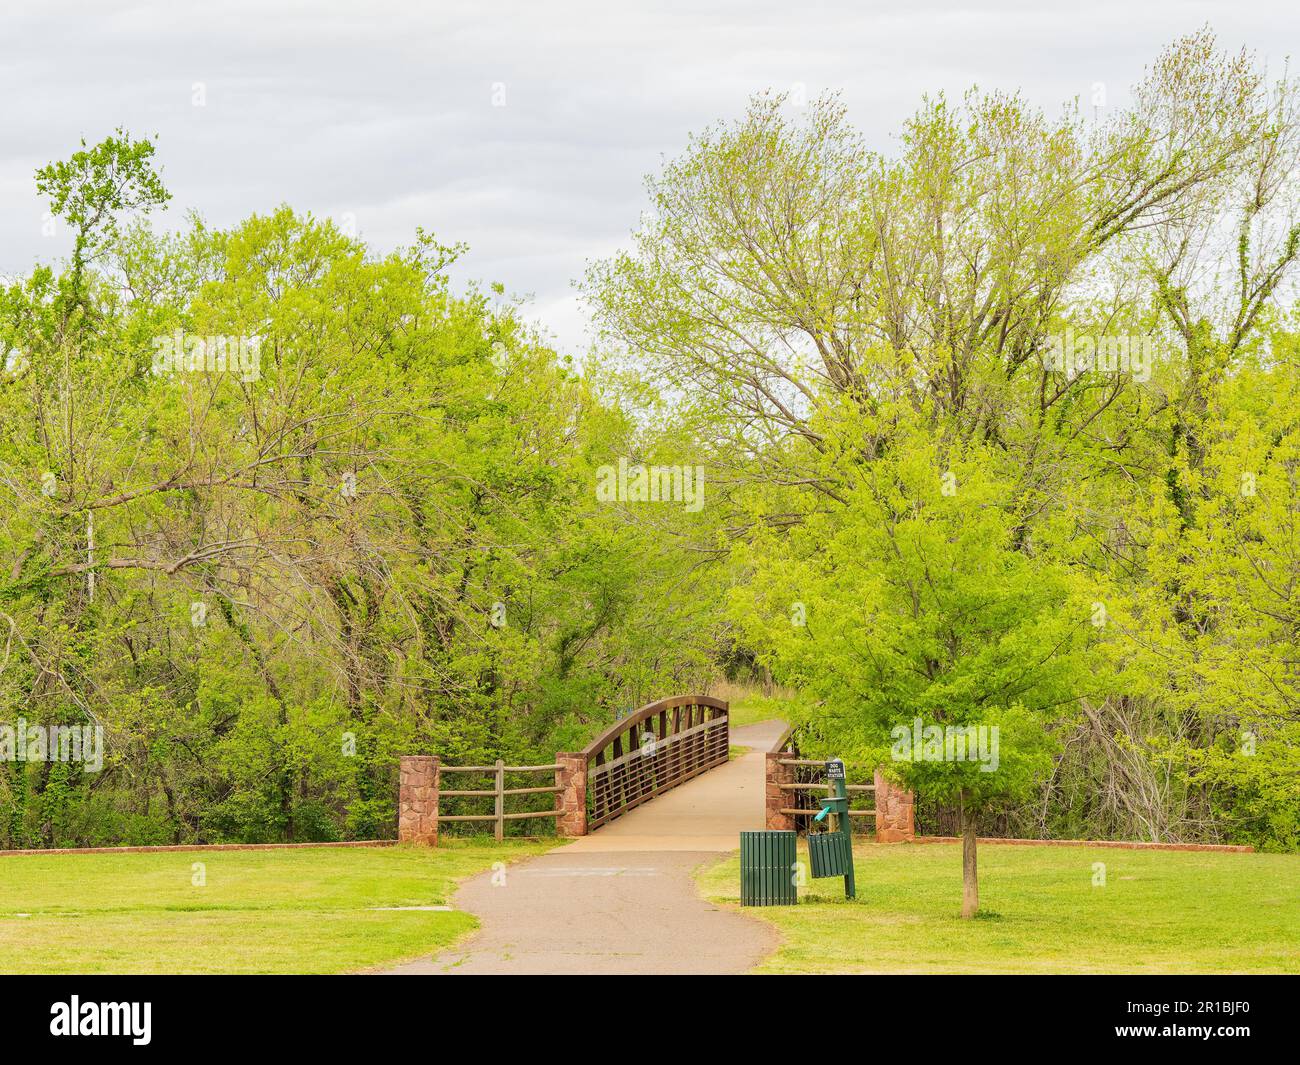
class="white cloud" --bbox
[1,0,1295,351]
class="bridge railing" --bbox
[397,694,730,844]
[581,695,729,830]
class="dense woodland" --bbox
[3,30,1298,856]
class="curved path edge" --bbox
[383,720,786,975]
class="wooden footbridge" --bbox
[397,694,911,846]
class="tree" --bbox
[731,409,1096,915]
[583,31,1300,905]
[34,129,170,323]
[1,137,727,847]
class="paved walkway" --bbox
[384,720,785,975]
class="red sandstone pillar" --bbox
[874,767,915,843]
[399,755,439,845]
[766,752,796,831]
[555,753,587,837]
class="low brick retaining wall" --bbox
[0,840,395,857]
[913,836,1254,853]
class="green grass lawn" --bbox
[700,841,1300,973]
[724,691,791,728]
[0,839,555,974]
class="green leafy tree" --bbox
[733,410,1096,914]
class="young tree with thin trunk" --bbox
[731,412,1095,916]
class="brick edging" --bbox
[912,835,1254,853]
[0,840,396,858]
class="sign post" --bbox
[827,759,855,899]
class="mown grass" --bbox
[700,841,1300,973]
[719,688,793,729]
[0,839,555,974]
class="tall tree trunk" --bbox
[960,789,978,919]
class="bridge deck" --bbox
[565,719,786,851]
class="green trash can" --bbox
[740,830,797,906]
[807,830,850,878]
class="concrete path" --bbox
[384,720,785,975]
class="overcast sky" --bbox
[2,1,1297,352]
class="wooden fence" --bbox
[773,757,876,825]
[766,725,878,834]
[437,760,563,841]
[582,695,729,830]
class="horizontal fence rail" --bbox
[776,758,876,823]
[766,729,879,835]
[436,759,563,840]
[582,695,729,830]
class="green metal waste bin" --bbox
[740,830,797,906]
[807,829,850,878]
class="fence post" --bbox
[874,767,915,843]
[399,755,440,846]
[555,752,588,837]
[765,753,796,831]
[494,759,505,841]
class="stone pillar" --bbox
[555,753,587,837]
[399,755,439,845]
[766,752,796,831]
[874,768,915,843]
